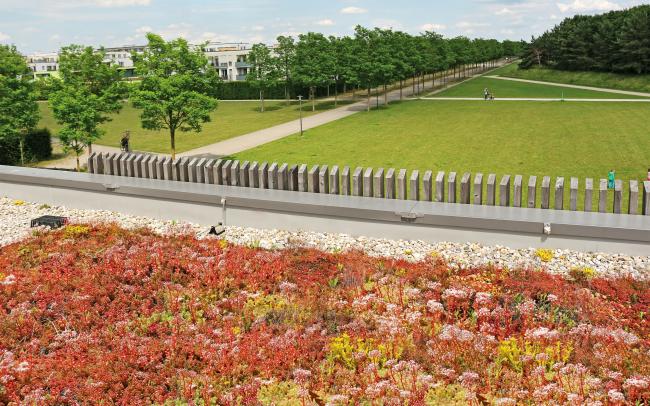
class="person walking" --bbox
[607,169,616,189]
[484,88,490,101]
[120,130,130,152]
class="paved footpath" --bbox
[486,75,650,98]
[418,97,650,102]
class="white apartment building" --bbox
[24,42,255,81]
[25,52,59,79]
[104,45,146,78]
[203,42,252,81]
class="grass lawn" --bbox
[432,67,649,99]
[495,63,650,94]
[38,99,350,154]
[235,99,650,211]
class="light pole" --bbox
[297,95,304,136]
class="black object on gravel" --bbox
[30,215,69,229]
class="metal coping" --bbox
[1,165,649,243]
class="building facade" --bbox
[25,52,59,79]
[24,41,255,81]
[203,42,252,81]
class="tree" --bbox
[0,45,40,165]
[49,45,125,171]
[131,33,221,160]
[294,32,335,111]
[329,35,357,106]
[247,43,279,112]
[275,36,296,105]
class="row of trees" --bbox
[520,4,650,73]
[248,26,523,112]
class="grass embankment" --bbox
[495,63,650,94]
[235,99,650,212]
[38,99,351,154]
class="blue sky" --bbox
[1,0,647,53]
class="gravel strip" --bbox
[1,197,649,280]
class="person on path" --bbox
[484,88,490,101]
[647,168,650,181]
[120,130,130,152]
[607,169,616,189]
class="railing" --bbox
[88,152,650,216]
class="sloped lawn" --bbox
[0,224,648,404]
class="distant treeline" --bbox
[520,5,650,73]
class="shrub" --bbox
[0,128,51,165]
[0,133,21,165]
[24,128,52,161]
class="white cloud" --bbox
[91,0,151,7]
[316,19,335,26]
[49,34,61,42]
[135,26,152,35]
[456,21,490,29]
[495,7,515,15]
[420,23,447,31]
[251,25,265,31]
[340,6,367,14]
[0,32,10,42]
[557,0,621,13]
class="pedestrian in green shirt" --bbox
[607,169,615,189]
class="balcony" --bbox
[235,75,247,81]
[235,61,251,68]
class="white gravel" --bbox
[1,196,649,281]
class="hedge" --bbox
[0,128,52,165]
[24,128,53,160]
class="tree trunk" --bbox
[88,142,93,155]
[335,81,338,107]
[384,84,388,106]
[19,136,25,166]
[367,88,371,112]
[285,83,290,106]
[170,128,176,161]
[76,154,81,172]
[311,87,315,112]
[400,80,403,100]
[412,75,416,94]
[260,89,265,113]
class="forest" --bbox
[520,5,650,73]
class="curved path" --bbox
[487,75,650,98]
[418,97,650,102]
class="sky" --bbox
[1,0,648,54]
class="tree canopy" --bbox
[131,33,221,160]
[0,45,40,165]
[246,43,280,112]
[520,5,650,73]
[49,45,126,170]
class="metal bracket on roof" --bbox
[396,212,423,223]
[103,184,120,191]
